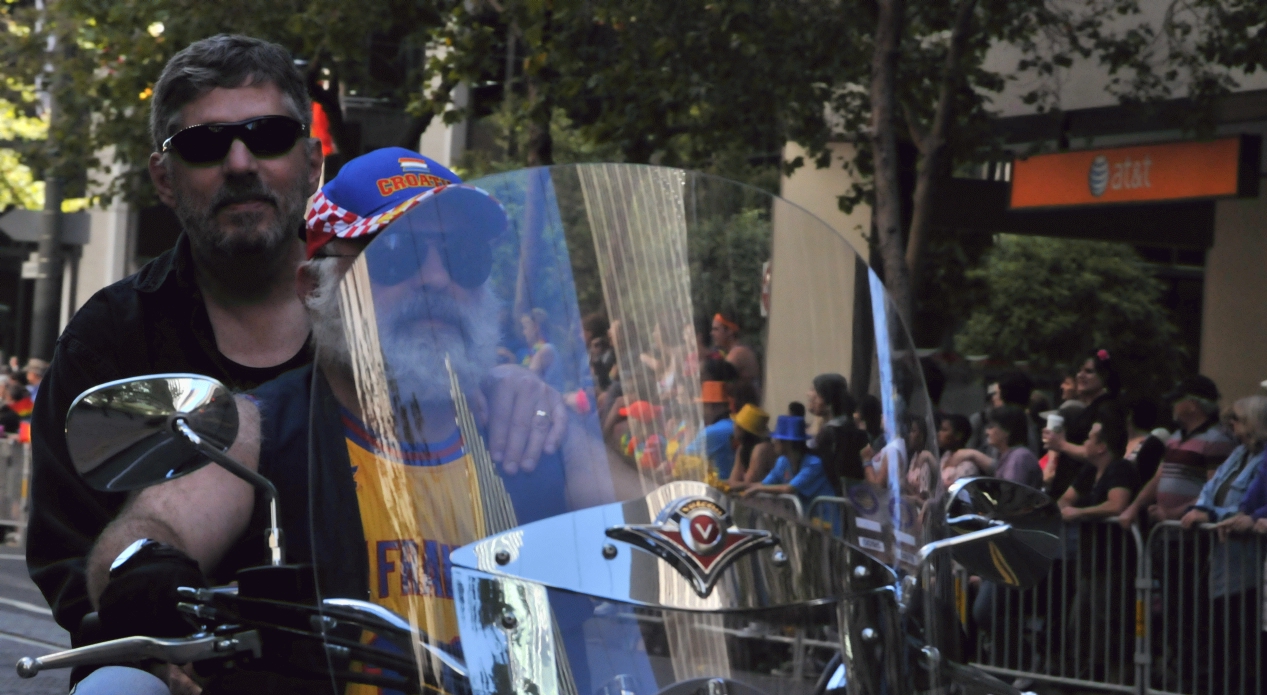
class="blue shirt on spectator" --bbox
[704,418,735,479]
[763,453,834,505]
[1195,444,1266,598]
[1238,449,1267,520]
[1193,444,1265,521]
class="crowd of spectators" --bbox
[580,305,1266,690]
[935,352,1267,691]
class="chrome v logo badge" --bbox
[607,497,777,597]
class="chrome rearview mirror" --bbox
[938,477,1062,588]
[66,374,238,492]
[66,373,285,566]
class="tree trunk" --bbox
[905,0,977,299]
[869,0,910,326]
[525,76,553,166]
[524,6,553,166]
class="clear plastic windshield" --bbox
[306,164,936,694]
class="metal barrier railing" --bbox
[0,438,31,543]
[964,517,1144,694]
[1141,520,1265,695]
[745,492,804,520]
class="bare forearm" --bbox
[86,512,185,609]
[1074,499,1127,520]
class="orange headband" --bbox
[713,313,739,332]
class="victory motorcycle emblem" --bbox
[607,496,777,597]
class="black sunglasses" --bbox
[161,115,306,165]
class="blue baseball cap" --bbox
[305,147,472,257]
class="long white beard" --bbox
[304,257,502,406]
[305,258,352,369]
[377,285,502,405]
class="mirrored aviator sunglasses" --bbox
[365,230,494,290]
[162,116,306,165]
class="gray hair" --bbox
[150,34,310,152]
[1235,395,1267,448]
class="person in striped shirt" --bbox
[1119,375,1236,528]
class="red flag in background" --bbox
[312,102,337,156]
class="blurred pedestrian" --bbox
[937,413,972,467]
[947,405,1041,489]
[1119,375,1235,527]
[692,381,736,479]
[808,373,865,491]
[1183,397,1267,693]
[856,394,885,457]
[904,415,938,500]
[742,415,833,507]
[1043,349,1122,500]
[710,313,760,393]
[727,404,774,486]
[23,358,47,401]
[583,313,615,392]
[970,371,1035,455]
[1058,414,1140,681]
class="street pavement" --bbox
[0,543,72,695]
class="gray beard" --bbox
[305,258,501,406]
[173,171,306,260]
[305,258,352,369]
[377,286,501,406]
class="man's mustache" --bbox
[385,289,468,334]
[211,177,280,213]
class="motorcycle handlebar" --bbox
[15,630,261,678]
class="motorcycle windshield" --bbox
[305,164,936,694]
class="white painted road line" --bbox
[0,630,64,651]
[0,597,52,616]
[0,554,24,560]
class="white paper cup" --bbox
[1046,413,1064,432]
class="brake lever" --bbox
[16,630,261,679]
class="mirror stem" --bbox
[914,523,1012,681]
[172,418,284,566]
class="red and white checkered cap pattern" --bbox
[304,185,452,257]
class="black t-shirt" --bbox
[1071,458,1141,508]
[26,233,312,642]
[814,417,868,490]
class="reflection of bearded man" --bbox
[303,256,502,405]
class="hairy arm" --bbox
[86,396,261,607]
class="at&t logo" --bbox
[1088,153,1153,197]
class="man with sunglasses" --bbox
[29,37,566,694]
[25,35,319,694]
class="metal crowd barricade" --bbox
[966,517,1145,693]
[1141,520,1265,695]
[0,437,32,543]
[744,492,804,520]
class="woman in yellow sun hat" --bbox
[727,404,776,487]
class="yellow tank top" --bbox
[342,415,481,695]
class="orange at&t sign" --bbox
[1009,137,1255,209]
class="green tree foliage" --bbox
[955,235,1181,392]
[429,0,849,170]
[0,0,448,205]
[0,82,46,210]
